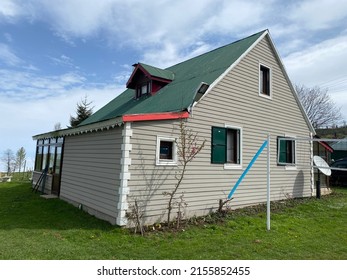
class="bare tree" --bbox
[54,122,62,131]
[16,147,26,173]
[163,120,206,227]
[295,84,342,129]
[1,149,15,175]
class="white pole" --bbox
[266,134,271,231]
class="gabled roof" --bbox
[33,29,315,140]
[126,63,174,88]
[80,30,266,126]
[139,63,175,81]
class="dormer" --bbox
[126,63,174,99]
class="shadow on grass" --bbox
[0,182,118,231]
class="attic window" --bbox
[136,81,151,99]
[197,82,209,94]
[259,64,271,97]
[194,82,210,103]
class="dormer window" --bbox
[136,81,151,99]
[126,63,174,99]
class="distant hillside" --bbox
[316,126,347,139]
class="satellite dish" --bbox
[313,156,331,176]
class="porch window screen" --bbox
[34,137,64,173]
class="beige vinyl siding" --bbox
[127,35,313,225]
[60,128,123,224]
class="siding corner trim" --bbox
[117,122,132,226]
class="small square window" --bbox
[259,64,271,97]
[156,136,177,165]
[159,141,173,160]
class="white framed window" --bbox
[277,135,296,170]
[259,63,272,98]
[211,124,242,169]
[156,136,177,166]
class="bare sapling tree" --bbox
[1,149,16,175]
[218,197,234,214]
[175,193,188,229]
[295,84,342,128]
[126,198,145,236]
[163,120,206,227]
[16,147,26,173]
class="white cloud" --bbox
[0,69,88,100]
[4,32,13,42]
[0,0,275,66]
[0,0,21,18]
[288,0,347,30]
[48,54,79,69]
[284,35,347,87]
[23,0,121,42]
[0,43,22,66]
[0,73,124,171]
[202,0,270,35]
[284,34,347,122]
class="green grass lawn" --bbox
[0,182,346,260]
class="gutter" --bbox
[122,111,189,122]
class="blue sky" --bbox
[1,0,347,171]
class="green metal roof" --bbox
[139,63,175,81]
[331,138,347,151]
[80,30,266,126]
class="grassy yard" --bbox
[0,181,346,260]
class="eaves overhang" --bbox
[32,117,123,140]
[122,111,189,122]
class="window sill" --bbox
[156,161,177,166]
[259,93,272,99]
[278,164,297,170]
[285,165,297,171]
[224,164,242,170]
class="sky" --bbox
[0,0,347,171]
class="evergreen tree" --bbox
[69,95,94,128]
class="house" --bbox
[32,30,316,226]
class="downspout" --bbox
[310,132,314,196]
[117,122,132,226]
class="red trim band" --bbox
[318,141,334,153]
[122,111,189,122]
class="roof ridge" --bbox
[165,29,267,71]
[137,62,175,80]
